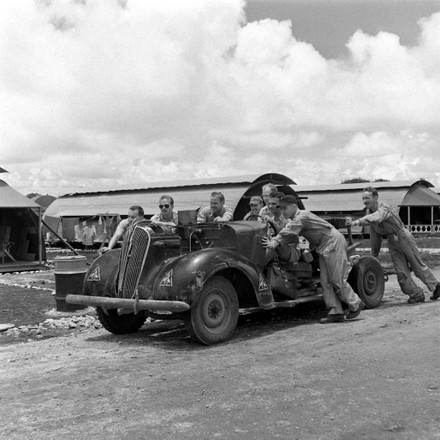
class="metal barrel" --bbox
[54,255,88,312]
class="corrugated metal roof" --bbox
[62,173,295,197]
[44,173,296,218]
[44,175,435,218]
[0,180,41,208]
[45,185,249,217]
[295,179,432,193]
[295,180,432,213]
[297,188,409,213]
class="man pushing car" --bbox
[346,186,440,304]
[262,194,364,323]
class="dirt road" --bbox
[1,271,440,440]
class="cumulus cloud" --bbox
[1,0,440,195]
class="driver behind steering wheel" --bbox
[243,196,264,221]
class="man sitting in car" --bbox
[243,196,264,220]
[197,191,233,223]
[259,183,278,218]
[150,195,178,226]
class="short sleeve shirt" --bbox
[150,211,178,225]
[197,205,233,223]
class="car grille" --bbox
[117,225,151,299]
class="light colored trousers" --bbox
[318,231,361,315]
[388,228,437,298]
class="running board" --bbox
[239,294,323,314]
[272,294,322,307]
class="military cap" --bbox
[279,195,299,206]
[249,196,263,205]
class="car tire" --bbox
[348,255,384,308]
[96,307,146,334]
[184,276,239,345]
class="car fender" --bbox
[138,248,274,309]
[83,249,120,297]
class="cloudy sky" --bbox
[2,0,440,196]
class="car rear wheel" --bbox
[97,307,147,334]
[348,255,385,308]
[184,276,239,345]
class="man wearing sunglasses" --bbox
[150,195,178,226]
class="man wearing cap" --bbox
[346,186,440,303]
[244,196,264,220]
[262,192,301,264]
[262,195,364,323]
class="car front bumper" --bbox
[66,294,191,313]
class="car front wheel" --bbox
[184,276,239,345]
[97,307,147,334]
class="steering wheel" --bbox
[245,214,265,221]
[264,218,278,238]
[245,214,279,239]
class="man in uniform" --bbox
[259,183,278,217]
[263,195,364,323]
[100,205,145,253]
[262,191,287,232]
[197,192,233,223]
[262,192,301,265]
[243,196,264,220]
[150,195,178,226]
[346,186,440,303]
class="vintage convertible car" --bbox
[66,217,385,345]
